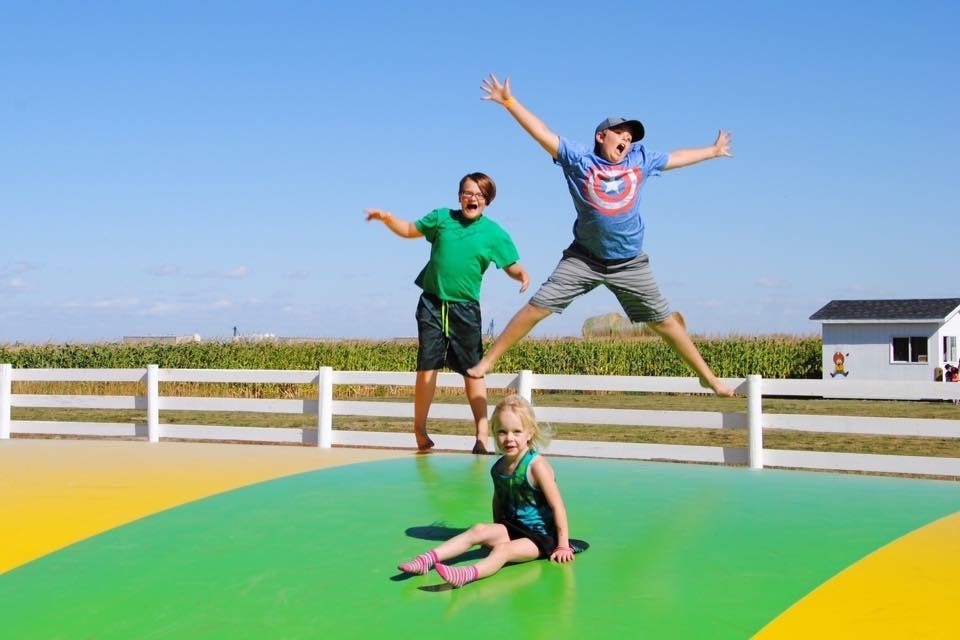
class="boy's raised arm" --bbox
[482,74,560,159]
[664,129,733,170]
[365,208,423,239]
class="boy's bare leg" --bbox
[467,304,552,378]
[463,375,490,453]
[647,313,735,397]
[414,369,438,450]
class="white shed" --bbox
[809,298,960,381]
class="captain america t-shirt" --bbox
[554,137,668,261]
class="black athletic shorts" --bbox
[415,293,483,375]
[498,519,590,559]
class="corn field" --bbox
[0,337,821,376]
[0,337,820,400]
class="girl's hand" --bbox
[550,546,574,563]
[481,73,512,106]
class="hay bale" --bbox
[581,312,633,338]
[581,311,686,338]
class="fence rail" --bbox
[2,363,960,477]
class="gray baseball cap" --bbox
[594,116,645,142]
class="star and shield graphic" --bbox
[581,165,644,216]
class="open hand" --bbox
[481,73,512,106]
[714,130,733,158]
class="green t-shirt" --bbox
[413,208,519,303]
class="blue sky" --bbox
[2,1,958,343]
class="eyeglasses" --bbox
[459,191,486,201]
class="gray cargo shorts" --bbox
[529,244,671,323]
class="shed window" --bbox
[944,336,957,362]
[892,337,928,363]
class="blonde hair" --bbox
[490,394,553,452]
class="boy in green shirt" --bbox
[367,172,529,452]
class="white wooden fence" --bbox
[2,363,960,478]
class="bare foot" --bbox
[471,440,490,455]
[415,434,435,452]
[699,376,735,397]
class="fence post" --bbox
[517,370,533,403]
[317,366,333,448]
[147,364,160,443]
[747,374,763,469]
[0,363,11,440]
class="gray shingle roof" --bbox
[809,299,960,321]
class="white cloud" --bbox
[62,296,140,310]
[194,266,250,279]
[146,264,179,277]
[757,276,788,289]
[91,297,140,309]
[1,261,39,276]
[144,297,233,316]
[145,301,186,315]
[840,284,870,294]
[2,277,28,291]
[0,262,39,291]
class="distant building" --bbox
[122,334,201,345]
[232,333,277,343]
[809,298,960,381]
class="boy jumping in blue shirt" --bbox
[467,74,734,397]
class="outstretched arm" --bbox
[530,457,574,563]
[664,130,733,170]
[482,74,560,159]
[504,262,530,293]
[364,209,423,239]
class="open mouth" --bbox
[616,143,626,154]
[465,203,480,213]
